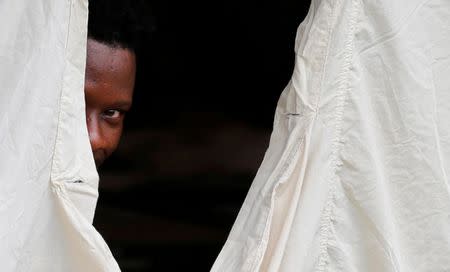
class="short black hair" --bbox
[88,0,154,52]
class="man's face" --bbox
[85,38,136,167]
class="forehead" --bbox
[85,39,136,95]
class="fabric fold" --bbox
[0,0,119,271]
[212,0,450,271]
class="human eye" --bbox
[102,109,123,119]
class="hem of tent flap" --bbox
[49,0,92,186]
[48,0,73,184]
[44,0,120,270]
[315,0,358,271]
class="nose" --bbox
[86,113,107,165]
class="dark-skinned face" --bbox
[84,38,136,167]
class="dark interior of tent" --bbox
[93,1,311,271]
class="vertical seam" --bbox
[312,0,341,115]
[251,0,344,270]
[316,0,358,271]
[49,0,73,183]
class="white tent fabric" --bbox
[212,0,450,271]
[0,0,119,271]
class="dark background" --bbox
[93,1,311,271]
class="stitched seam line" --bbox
[313,0,341,115]
[49,0,73,183]
[250,0,342,270]
[316,0,358,271]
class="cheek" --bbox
[101,122,124,153]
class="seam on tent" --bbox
[316,0,358,271]
[312,0,339,114]
[64,0,73,50]
[49,0,73,182]
[250,0,340,270]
